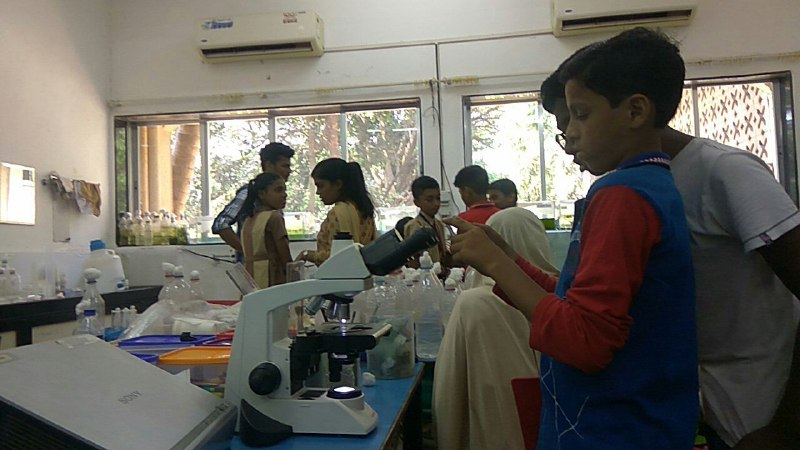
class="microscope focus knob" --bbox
[249,362,281,396]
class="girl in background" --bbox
[298,158,377,265]
[241,173,291,288]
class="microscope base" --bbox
[237,387,378,445]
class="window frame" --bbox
[114,97,424,246]
[679,71,796,204]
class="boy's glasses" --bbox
[555,133,567,150]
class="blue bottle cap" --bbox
[90,240,106,251]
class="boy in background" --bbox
[404,176,450,269]
[454,165,500,224]
[488,178,518,209]
[447,28,698,449]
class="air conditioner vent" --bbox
[562,9,694,31]
[553,0,697,36]
[201,42,315,58]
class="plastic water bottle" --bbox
[170,266,192,308]
[0,268,7,299]
[158,263,176,302]
[73,309,103,338]
[189,270,206,301]
[75,268,106,330]
[414,252,443,361]
[441,278,459,329]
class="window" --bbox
[466,73,796,229]
[115,99,422,245]
[669,72,796,201]
[465,92,592,229]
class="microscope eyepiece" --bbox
[360,227,438,276]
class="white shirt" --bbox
[671,138,800,446]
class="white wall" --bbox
[0,0,113,254]
[110,0,800,205]
[1,0,798,286]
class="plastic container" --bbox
[365,277,415,379]
[201,338,233,347]
[82,240,126,294]
[73,309,103,338]
[131,353,159,365]
[75,268,106,330]
[158,347,230,395]
[118,334,215,355]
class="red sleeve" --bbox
[529,186,661,373]
[492,256,558,304]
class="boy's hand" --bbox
[444,218,519,260]
[444,218,511,275]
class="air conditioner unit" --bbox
[552,0,697,37]
[197,11,324,63]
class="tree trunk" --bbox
[172,124,200,214]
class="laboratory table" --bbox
[231,362,425,450]
[0,286,160,346]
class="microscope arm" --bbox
[228,244,374,403]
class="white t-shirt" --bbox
[671,138,800,446]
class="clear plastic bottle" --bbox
[7,268,21,300]
[413,252,443,361]
[133,215,144,246]
[158,263,176,302]
[0,268,7,299]
[143,216,154,246]
[170,266,192,308]
[366,277,416,379]
[73,309,103,338]
[441,278,460,329]
[188,270,206,301]
[75,268,106,330]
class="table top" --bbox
[231,363,423,450]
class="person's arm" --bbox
[704,152,800,449]
[217,228,243,254]
[298,209,337,265]
[492,255,559,305]
[450,187,659,373]
[211,185,247,253]
[265,213,292,286]
[404,219,423,268]
[734,225,800,449]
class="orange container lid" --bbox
[159,346,230,365]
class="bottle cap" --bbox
[420,252,433,269]
[173,266,184,277]
[190,270,200,281]
[83,268,102,283]
[89,240,106,252]
[445,278,457,290]
[162,262,175,276]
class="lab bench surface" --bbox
[231,362,425,450]
[0,286,160,347]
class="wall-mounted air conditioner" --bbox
[196,11,324,63]
[552,0,697,37]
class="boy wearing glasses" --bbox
[447,28,698,449]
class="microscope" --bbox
[226,227,437,446]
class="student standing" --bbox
[404,176,449,269]
[447,28,698,449]
[212,143,295,257]
[297,158,377,265]
[541,42,800,450]
[241,173,291,288]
